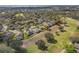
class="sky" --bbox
[0,5,52,7]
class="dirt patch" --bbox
[21,25,59,48]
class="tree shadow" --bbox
[45,32,57,44]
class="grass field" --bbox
[26,44,41,53]
[26,17,79,53]
[48,18,78,52]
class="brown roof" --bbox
[70,32,79,38]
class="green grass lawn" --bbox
[26,17,79,53]
[26,44,41,53]
[48,17,78,52]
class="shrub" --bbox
[0,44,15,53]
[35,40,47,50]
[45,32,57,43]
[65,45,76,53]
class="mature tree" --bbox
[0,44,15,53]
[0,32,4,42]
[55,30,60,36]
[59,25,65,32]
[2,32,15,46]
[10,40,22,49]
[10,40,26,53]
[45,32,57,43]
[76,24,79,31]
[35,40,47,50]
[0,23,3,32]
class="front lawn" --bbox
[25,17,79,53]
[48,18,78,52]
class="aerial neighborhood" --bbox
[0,6,79,53]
